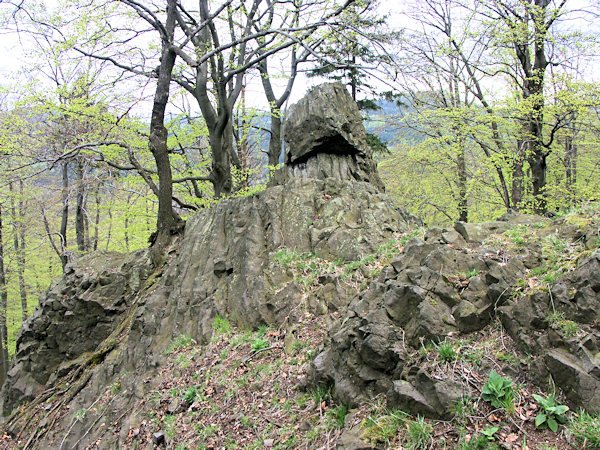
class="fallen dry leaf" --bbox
[506,433,519,443]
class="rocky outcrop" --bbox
[500,250,600,411]
[311,230,526,418]
[312,213,600,418]
[0,83,415,448]
[2,83,599,449]
[271,82,384,190]
[0,250,153,416]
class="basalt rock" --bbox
[0,250,153,416]
[0,84,413,448]
[311,236,526,418]
[500,250,600,412]
[270,82,385,190]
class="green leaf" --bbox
[548,417,558,432]
[532,393,545,404]
[555,405,569,415]
[482,426,498,438]
[536,413,547,428]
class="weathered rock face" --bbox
[311,230,526,418]
[500,250,600,411]
[272,82,384,190]
[0,250,152,416]
[312,214,600,418]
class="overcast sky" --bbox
[1,0,598,115]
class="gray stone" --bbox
[273,82,384,190]
[454,221,510,244]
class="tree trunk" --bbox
[105,205,113,251]
[268,115,283,166]
[0,204,10,382]
[9,181,27,322]
[208,121,234,197]
[457,144,468,222]
[59,161,69,271]
[511,140,525,210]
[93,186,100,251]
[75,160,88,252]
[529,147,547,213]
[148,0,181,254]
[564,136,577,202]
[124,192,131,252]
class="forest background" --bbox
[0,0,598,378]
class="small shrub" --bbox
[406,416,433,449]
[568,410,600,446]
[482,371,514,410]
[533,393,569,432]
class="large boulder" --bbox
[271,82,384,190]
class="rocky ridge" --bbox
[0,82,599,448]
[0,83,414,448]
[311,212,600,421]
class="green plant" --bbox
[110,378,122,394]
[546,312,580,338]
[458,427,501,450]
[75,408,87,421]
[568,410,600,446]
[251,337,270,352]
[466,268,479,278]
[464,347,485,366]
[163,414,177,439]
[481,426,498,441]
[452,396,476,425]
[328,404,349,428]
[504,225,529,247]
[561,320,579,337]
[361,408,406,445]
[310,385,332,404]
[166,334,195,354]
[406,416,433,449]
[183,386,198,404]
[481,371,514,409]
[435,341,458,362]
[533,393,569,432]
[495,351,519,366]
[213,315,233,336]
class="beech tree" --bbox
[385,0,600,223]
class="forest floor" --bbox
[106,313,593,449]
